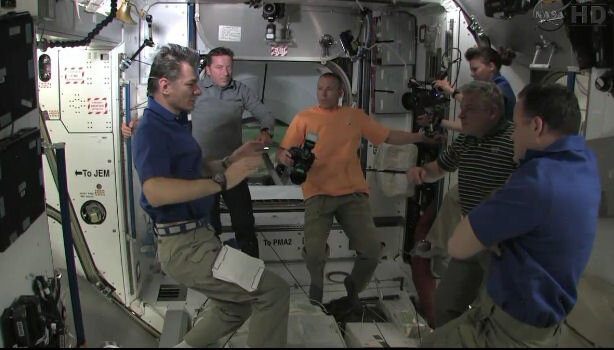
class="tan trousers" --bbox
[422,287,563,347]
[303,193,382,292]
[434,253,489,327]
[157,225,289,347]
[421,184,487,327]
[425,184,462,253]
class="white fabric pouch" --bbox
[212,245,265,292]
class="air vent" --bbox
[157,284,187,302]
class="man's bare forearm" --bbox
[202,159,224,176]
[441,119,462,132]
[422,160,446,182]
[385,130,425,145]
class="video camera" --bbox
[401,79,450,116]
[276,132,318,185]
[401,79,449,138]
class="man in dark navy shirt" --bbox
[422,83,601,347]
[132,44,289,348]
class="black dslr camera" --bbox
[277,132,318,185]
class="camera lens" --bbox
[263,3,276,16]
[290,167,307,185]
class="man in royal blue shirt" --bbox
[421,83,601,347]
[132,44,289,348]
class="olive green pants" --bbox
[303,193,383,293]
[157,225,289,347]
[422,288,563,347]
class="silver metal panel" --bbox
[258,229,355,262]
[222,209,403,262]
[233,61,266,100]
[455,0,577,71]
[261,61,322,123]
[233,60,322,126]
[139,3,189,85]
[373,66,412,114]
[376,11,417,66]
[196,4,361,61]
[34,0,122,45]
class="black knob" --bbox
[595,75,612,92]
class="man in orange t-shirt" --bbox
[277,72,429,307]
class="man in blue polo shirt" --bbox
[421,83,601,347]
[132,44,289,348]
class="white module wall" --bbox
[38,46,139,306]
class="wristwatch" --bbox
[221,156,231,169]
[212,172,227,192]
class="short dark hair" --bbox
[518,83,581,135]
[465,46,515,71]
[205,47,235,66]
[319,72,343,89]
[147,44,199,96]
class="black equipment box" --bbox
[0,127,44,252]
[0,11,36,130]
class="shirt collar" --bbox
[492,72,504,83]
[201,75,235,89]
[522,135,586,163]
[147,96,188,123]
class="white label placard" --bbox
[218,25,242,42]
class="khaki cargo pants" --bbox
[157,225,290,347]
[426,184,462,255]
[423,184,486,328]
[421,287,563,347]
[303,193,382,293]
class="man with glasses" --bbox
[407,80,516,327]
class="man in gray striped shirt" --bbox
[407,80,516,327]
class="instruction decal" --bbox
[219,25,242,42]
[74,169,111,177]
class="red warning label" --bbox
[64,67,85,84]
[87,97,108,115]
